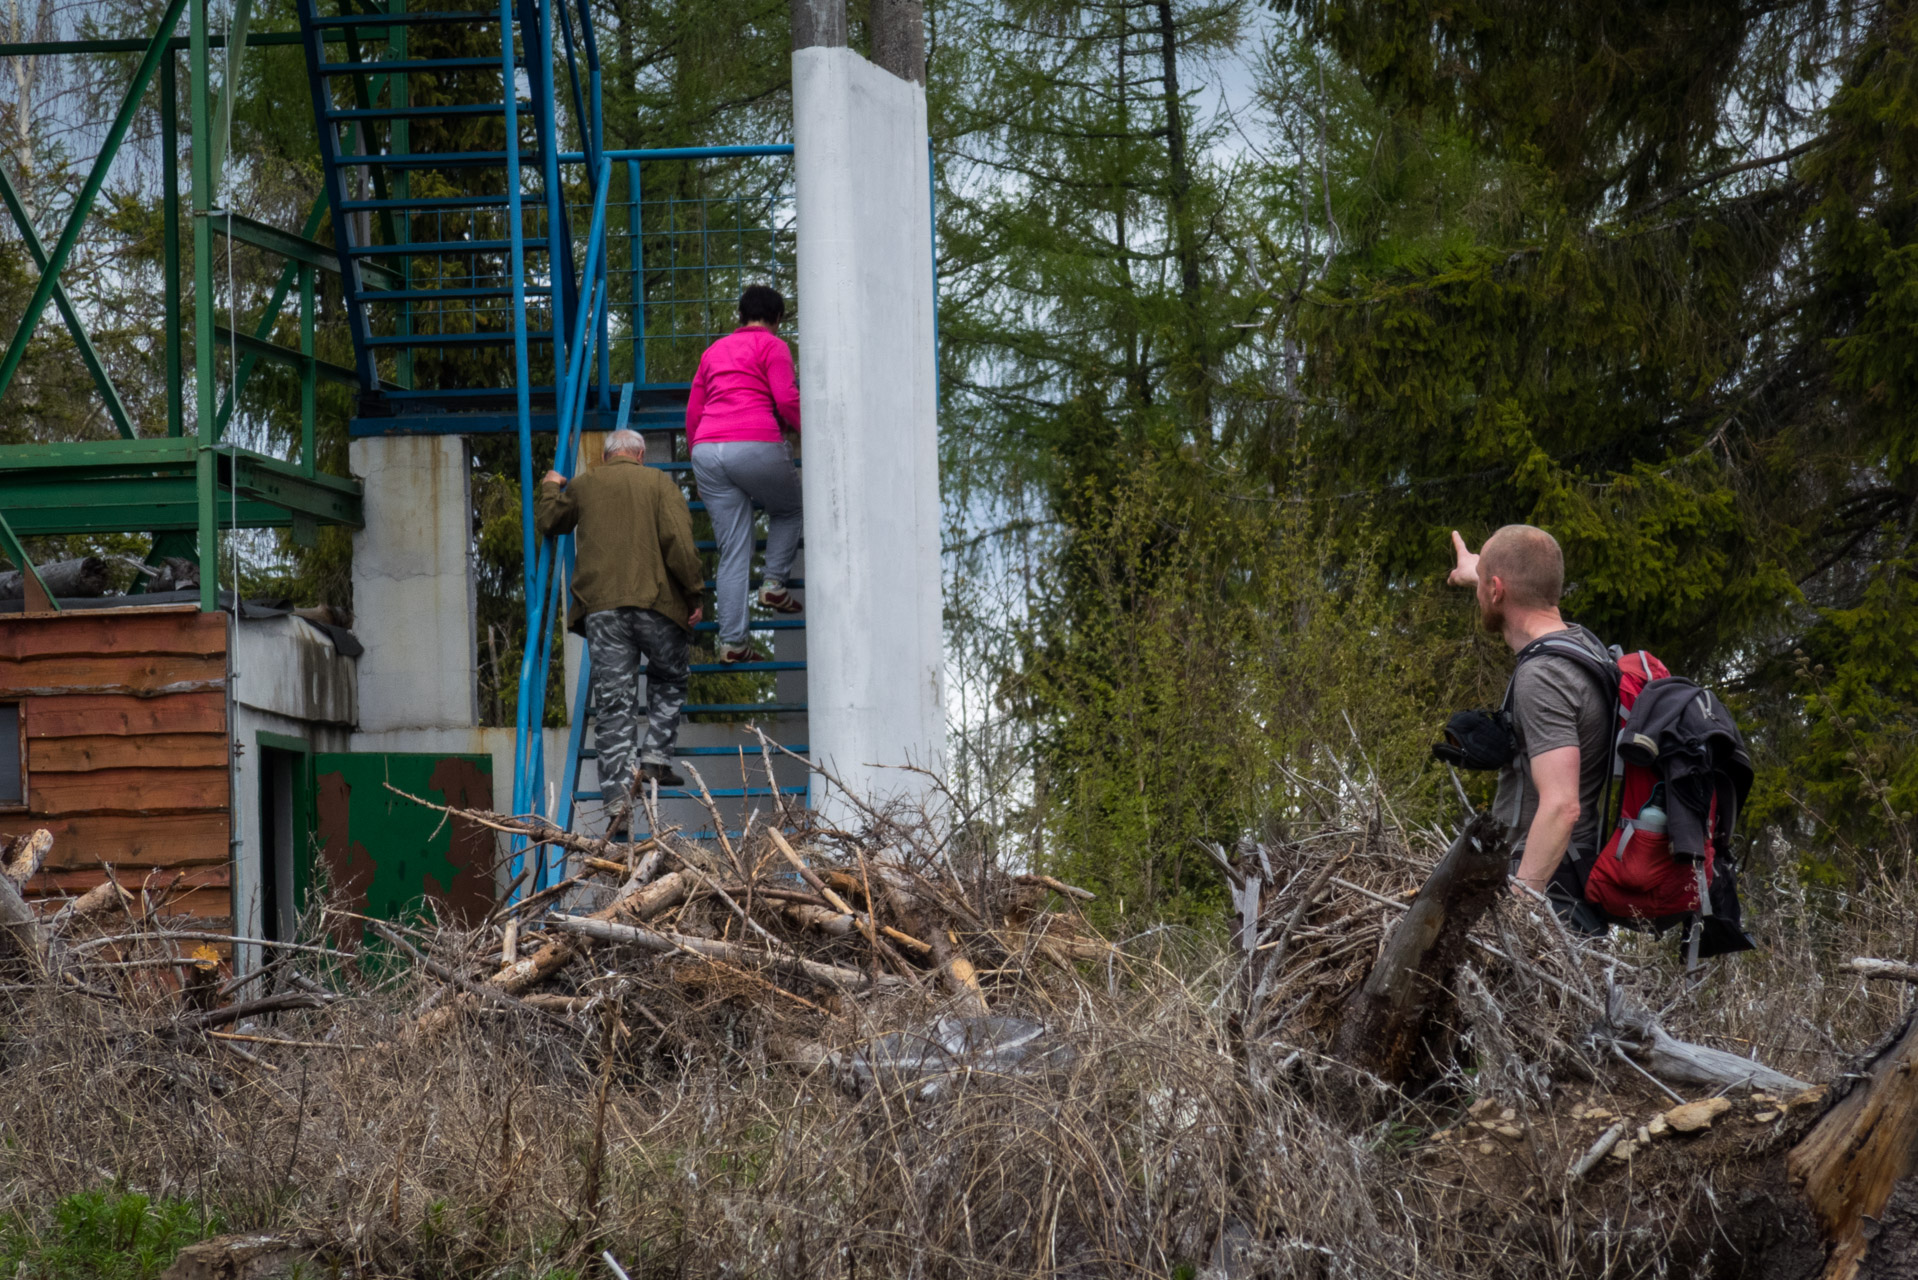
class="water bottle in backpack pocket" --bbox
[1584,780,1712,920]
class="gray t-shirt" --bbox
[1493,624,1614,861]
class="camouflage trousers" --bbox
[584,607,691,808]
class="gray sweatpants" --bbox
[690,439,803,646]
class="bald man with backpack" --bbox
[1440,524,1756,962]
[1446,525,1615,928]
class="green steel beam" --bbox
[225,452,363,527]
[0,509,60,612]
[213,324,360,386]
[212,211,401,288]
[192,0,216,611]
[0,0,193,408]
[0,437,201,471]
[0,440,363,532]
[0,163,137,440]
[0,32,333,56]
[214,200,328,440]
[162,56,184,438]
[0,495,292,536]
[300,264,317,477]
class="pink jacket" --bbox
[684,326,801,447]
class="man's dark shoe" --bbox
[641,760,687,788]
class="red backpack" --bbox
[1579,649,1717,921]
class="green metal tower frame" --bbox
[0,8,369,611]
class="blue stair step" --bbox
[360,286,553,302]
[687,702,807,714]
[357,152,549,169]
[695,539,802,552]
[346,238,522,255]
[319,56,512,75]
[578,744,809,760]
[573,786,806,802]
[308,11,500,27]
[691,618,805,632]
[338,194,520,212]
[328,103,523,122]
[364,331,554,348]
[699,577,804,588]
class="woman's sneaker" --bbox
[757,580,803,614]
[720,641,768,664]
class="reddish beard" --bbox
[1478,592,1506,635]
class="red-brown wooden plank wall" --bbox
[0,606,231,928]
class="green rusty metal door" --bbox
[309,752,496,926]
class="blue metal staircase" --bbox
[292,0,806,894]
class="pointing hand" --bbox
[1448,530,1481,588]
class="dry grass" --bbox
[0,802,1910,1280]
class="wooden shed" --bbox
[0,605,233,928]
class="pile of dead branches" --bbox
[370,781,1115,1048]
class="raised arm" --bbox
[533,473,578,538]
[1448,530,1481,587]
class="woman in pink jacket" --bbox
[686,285,803,663]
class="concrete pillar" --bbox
[792,41,945,817]
[349,435,480,732]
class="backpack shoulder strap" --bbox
[1514,633,1621,703]
[1512,631,1625,849]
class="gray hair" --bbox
[604,428,645,457]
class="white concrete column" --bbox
[348,435,480,732]
[793,46,946,817]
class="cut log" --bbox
[1331,812,1509,1085]
[1788,1009,1918,1280]
[544,913,896,991]
[2,828,53,885]
[0,556,110,601]
[487,870,690,996]
[55,875,136,925]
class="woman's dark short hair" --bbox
[739,285,786,326]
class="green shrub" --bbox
[0,1189,216,1280]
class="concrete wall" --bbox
[229,617,357,972]
[792,45,946,819]
[349,434,479,733]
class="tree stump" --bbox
[1332,812,1509,1085]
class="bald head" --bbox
[1478,524,1563,608]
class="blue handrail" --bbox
[509,157,618,895]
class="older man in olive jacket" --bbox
[535,428,705,807]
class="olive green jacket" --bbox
[534,456,704,633]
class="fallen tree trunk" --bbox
[1847,957,1918,985]
[1608,991,1809,1094]
[0,557,109,601]
[1332,812,1509,1084]
[0,863,45,965]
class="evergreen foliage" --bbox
[10,0,1918,898]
